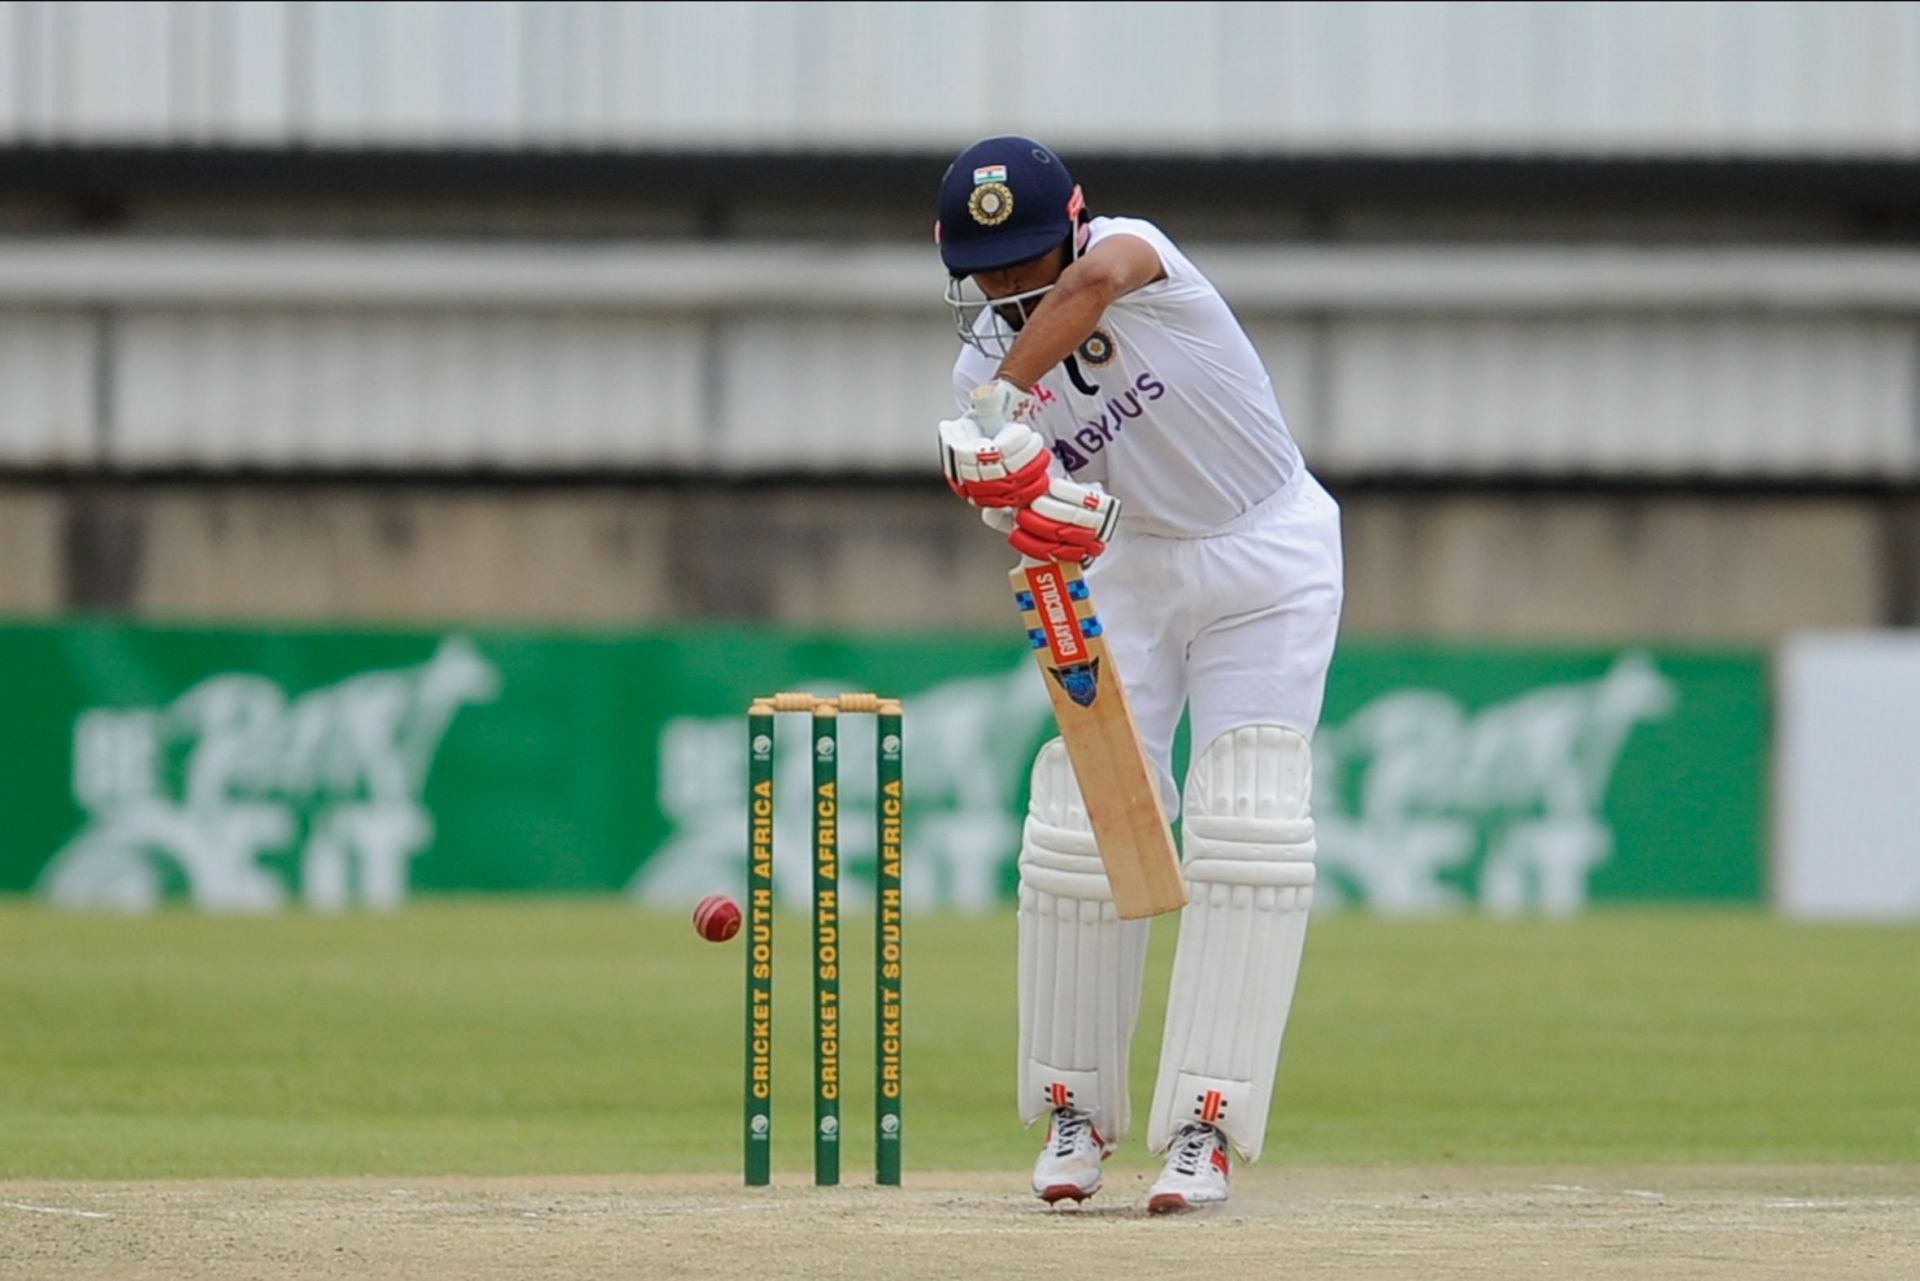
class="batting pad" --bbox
[1148,725,1316,1162]
[1017,737,1152,1139]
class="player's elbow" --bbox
[1060,256,1132,308]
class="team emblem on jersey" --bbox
[968,182,1015,227]
[1077,329,1117,367]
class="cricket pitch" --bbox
[6,1165,1915,1281]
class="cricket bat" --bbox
[966,384,1184,919]
[1011,556,1187,919]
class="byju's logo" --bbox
[1053,372,1167,472]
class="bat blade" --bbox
[1012,559,1186,919]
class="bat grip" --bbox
[970,382,1006,433]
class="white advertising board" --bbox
[1777,632,1920,919]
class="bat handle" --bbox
[970,382,1006,433]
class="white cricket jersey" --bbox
[952,216,1302,537]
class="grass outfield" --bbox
[1,901,1915,1180]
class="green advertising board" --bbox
[0,621,1766,913]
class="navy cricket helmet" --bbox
[936,136,1087,276]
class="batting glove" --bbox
[937,407,1052,509]
[1008,477,1121,565]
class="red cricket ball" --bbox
[693,894,742,943]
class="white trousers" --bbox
[1086,466,1345,812]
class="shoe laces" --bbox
[1168,1123,1218,1176]
[1050,1107,1092,1156]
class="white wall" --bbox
[2,1,1918,155]
[1777,633,1920,920]
[0,309,92,465]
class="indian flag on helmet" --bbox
[973,164,1008,186]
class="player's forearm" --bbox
[993,276,1111,390]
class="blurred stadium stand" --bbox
[5,1,1917,153]
[1,1,1917,636]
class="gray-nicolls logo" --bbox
[36,637,500,913]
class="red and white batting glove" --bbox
[1007,477,1121,565]
[937,387,1051,509]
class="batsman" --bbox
[934,137,1344,1212]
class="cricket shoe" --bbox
[1147,1122,1231,1214]
[1032,1107,1112,1205]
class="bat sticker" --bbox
[1047,658,1102,708]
